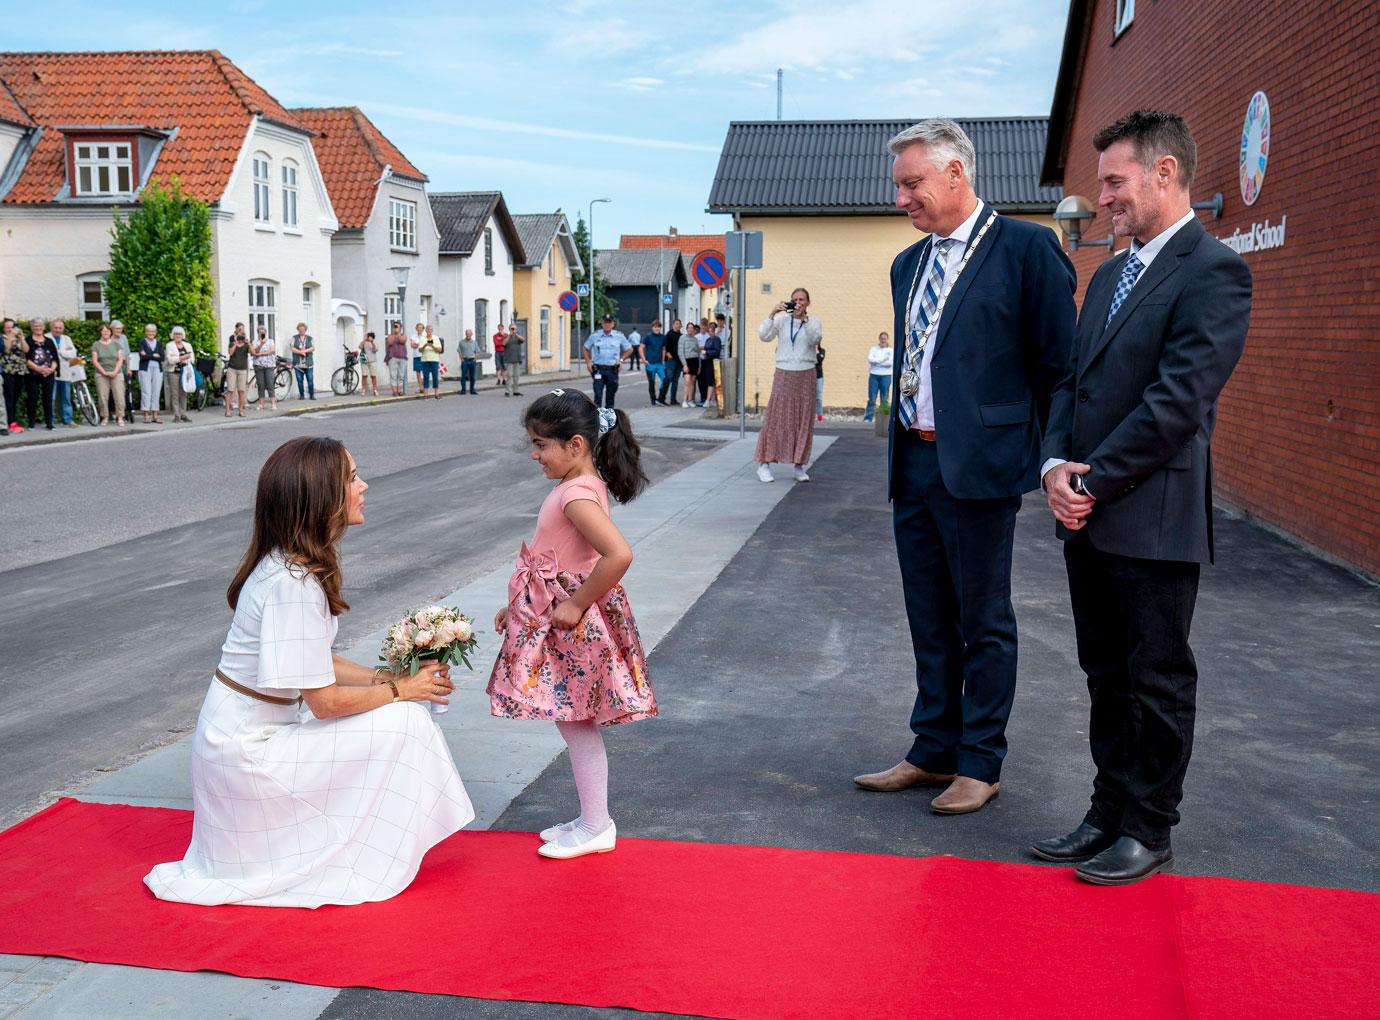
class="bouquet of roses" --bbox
[380,605,478,715]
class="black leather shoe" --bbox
[1030,822,1115,863]
[1075,836,1173,886]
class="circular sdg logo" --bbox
[1239,91,1271,207]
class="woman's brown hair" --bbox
[227,437,352,615]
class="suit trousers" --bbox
[1063,534,1200,850]
[892,430,1020,783]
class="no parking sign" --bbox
[558,291,579,313]
[691,251,726,289]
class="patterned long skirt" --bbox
[754,367,816,466]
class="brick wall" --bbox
[1056,0,1380,575]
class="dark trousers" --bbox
[1063,534,1200,850]
[24,374,55,428]
[295,366,315,398]
[659,359,681,404]
[3,373,23,425]
[892,431,1020,783]
[460,359,478,393]
[591,364,620,408]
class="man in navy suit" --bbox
[1035,111,1251,884]
[854,120,1076,814]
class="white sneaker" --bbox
[537,820,616,859]
[682,400,690,408]
[756,463,774,483]
[539,818,579,843]
[793,466,811,482]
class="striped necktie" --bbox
[897,238,956,432]
[1105,251,1145,327]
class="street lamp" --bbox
[389,265,411,333]
[588,198,610,341]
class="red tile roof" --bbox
[291,106,427,230]
[620,232,724,256]
[0,79,33,127]
[0,50,310,205]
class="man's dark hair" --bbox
[364,331,375,339]
[1093,110,1196,188]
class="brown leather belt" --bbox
[911,428,936,442]
[215,668,301,706]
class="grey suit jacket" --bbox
[1042,216,1252,564]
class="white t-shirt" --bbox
[218,555,338,695]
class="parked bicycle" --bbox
[246,356,293,404]
[331,346,360,396]
[191,355,221,411]
[70,377,99,426]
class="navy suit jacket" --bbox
[1042,216,1252,564]
[887,203,1077,501]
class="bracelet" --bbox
[384,679,400,702]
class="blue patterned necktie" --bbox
[897,238,956,431]
[1105,251,1145,327]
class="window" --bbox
[499,299,509,328]
[71,139,135,197]
[253,154,271,223]
[77,273,108,321]
[547,247,556,285]
[248,280,277,339]
[539,306,551,355]
[281,160,299,227]
[484,228,494,275]
[1114,0,1134,36]
[302,283,315,324]
[474,299,489,345]
[389,199,417,250]
[384,292,401,333]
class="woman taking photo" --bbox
[145,437,473,907]
[755,287,822,482]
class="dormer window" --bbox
[69,137,136,197]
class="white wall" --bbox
[0,206,114,322]
[435,212,514,378]
[211,118,339,381]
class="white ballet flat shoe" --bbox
[537,820,617,859]
[539,818,579,843]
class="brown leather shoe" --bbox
[853,761,956,792]
[930,777,1000,814]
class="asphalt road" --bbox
[0,381,716,828]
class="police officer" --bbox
[582,315,632,408]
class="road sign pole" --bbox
[737,262,746,439]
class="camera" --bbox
[783,299,797,311]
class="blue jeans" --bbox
[295,366,315,398]
[53,380,73,423]
[460,359,478,393]
[420,361,439,389]
[865,374,890,420]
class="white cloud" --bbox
[362,101,720,153]
[616,76,666,92]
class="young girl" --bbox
[489,389,657,859]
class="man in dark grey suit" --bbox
[1036,111,1252,885]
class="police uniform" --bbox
[583,329,631,408]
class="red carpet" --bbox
[0,800,1374,1018]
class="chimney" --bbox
[669,226,678,237]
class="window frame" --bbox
[389,199,417,251]
[281,159,299,228]
[67,135,138,198]
[248,279,278,341]
[1114,0,1134,37]
[384,292,401,334]
[484,227,494,275]
[77,272,109,321]
[547,246,557,285]
[252,153,272,224]
[539,305,551,355]
[474,298,489,344]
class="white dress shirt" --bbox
[1040,209,1198,489]
[907,200,984,430]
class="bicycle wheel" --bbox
[275,368,291,400]
[331,366,352,396]
[193,381,209,411]
[74,382,99,426]
[246,373,259,404]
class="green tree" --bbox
[104,177,217,355]
[569,215,618,334]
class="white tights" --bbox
[555,720,610,835]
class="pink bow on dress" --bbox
[510,543,563,618]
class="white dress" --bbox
[144,555,474,908]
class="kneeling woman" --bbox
[145,437,473,908]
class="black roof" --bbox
[707,118,1061,216]
[428,191,525,261]
[594,249,688,288]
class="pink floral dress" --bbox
[488,475,656,727]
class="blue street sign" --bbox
[662,293,674,306]
[576,283,591,297]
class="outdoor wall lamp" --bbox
[1192,192,1225,218]
[1053,195,1113,251]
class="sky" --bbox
[8,0,1070,246]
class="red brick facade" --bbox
[1045,0,1380,575]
